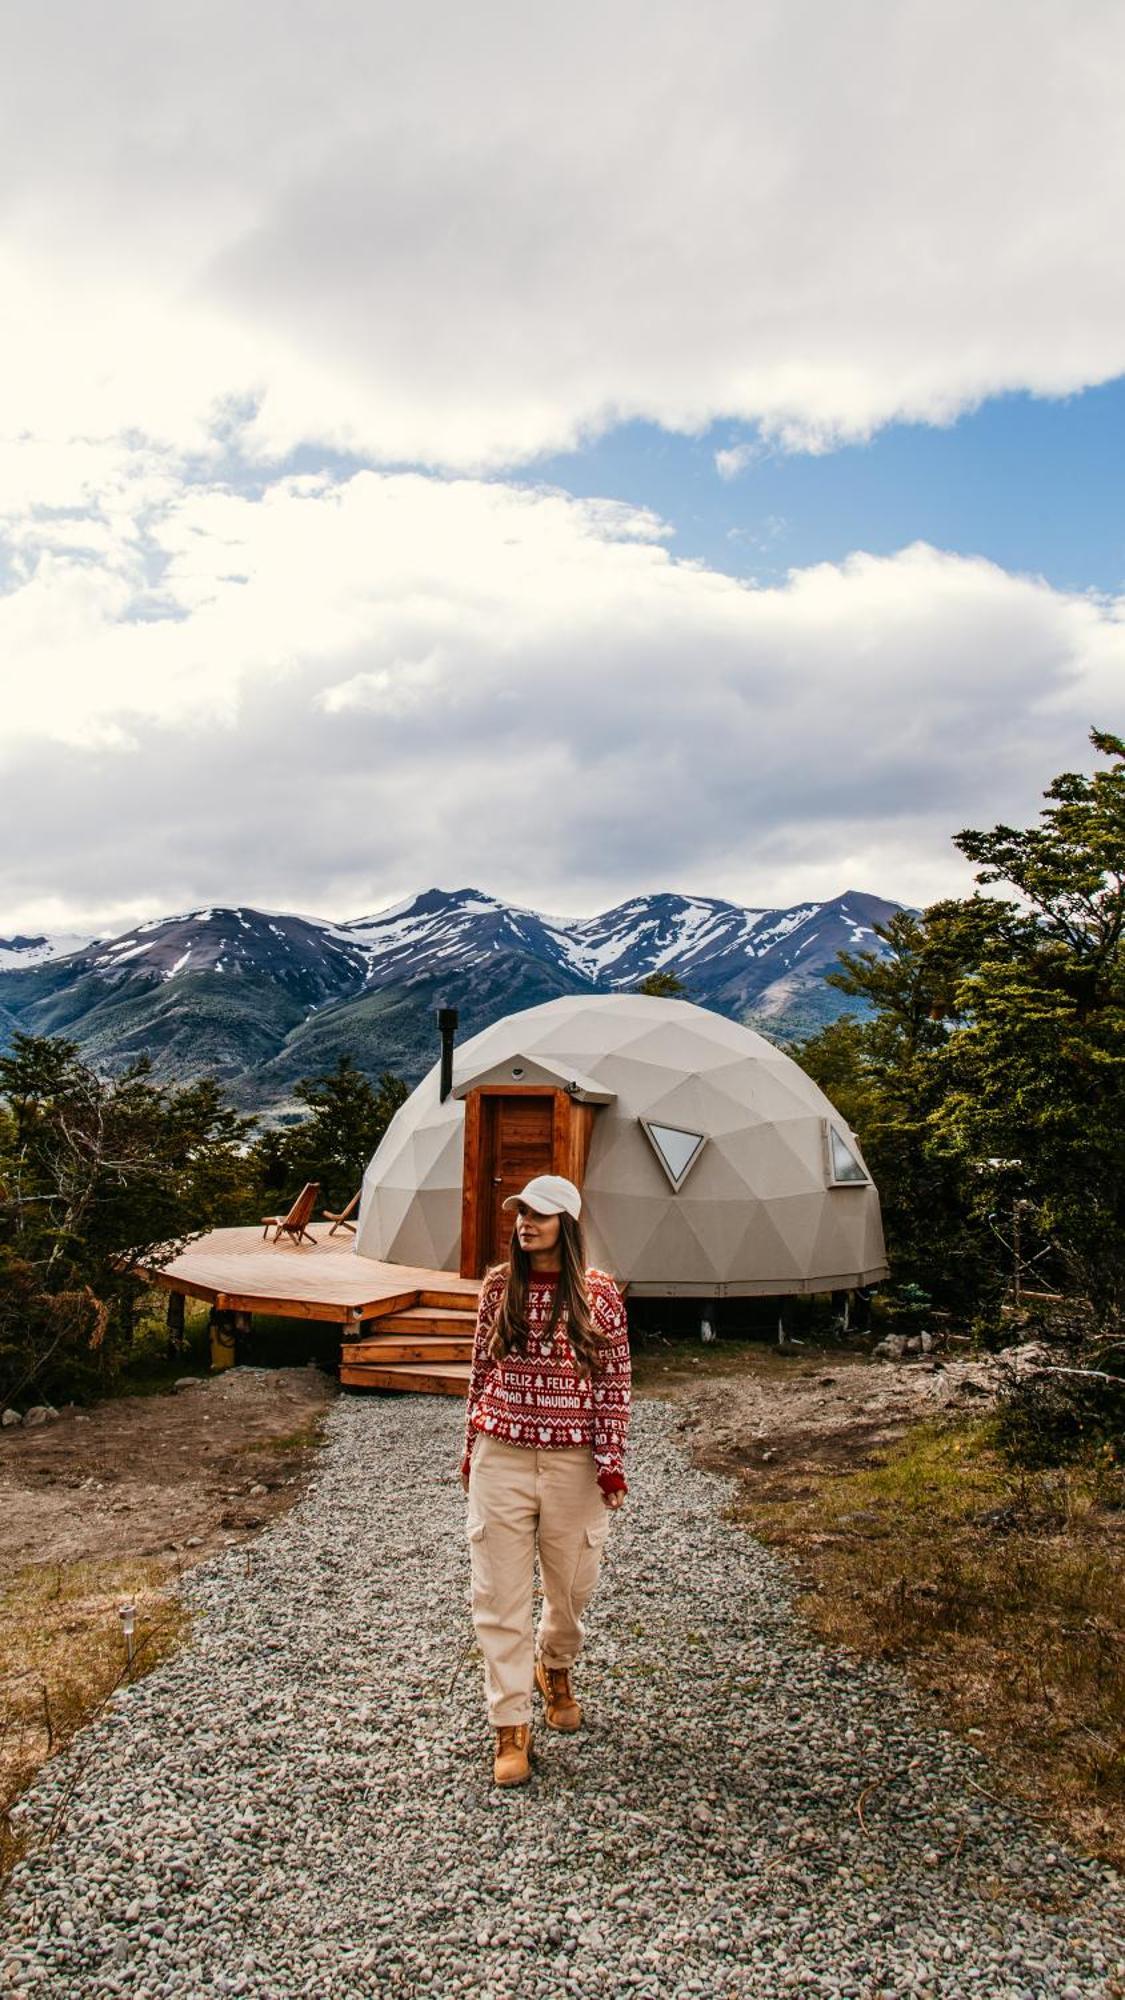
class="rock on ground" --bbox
[2,1397,1123,2000]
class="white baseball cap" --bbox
[501,1174,582,1219]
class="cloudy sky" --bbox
[2,0,1123,938]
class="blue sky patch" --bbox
[520,379,1125,594]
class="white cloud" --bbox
[0,468,1119,931]
[715,446,758,482]
[1,2,1124,469]
[3,4,1123,935]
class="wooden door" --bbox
[486,1094,555,1264]
[460,1085,599,1277]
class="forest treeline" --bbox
[1,730,1122,1439]
[795,727,1124,1459]
[795,729,1124,1318]
[0,1045,405,1406]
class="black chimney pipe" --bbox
[437,1006,459,1101]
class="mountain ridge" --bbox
[0,885,903,1110]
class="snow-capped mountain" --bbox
[339,885,896,1015]
[0,885,902,1105]
[87,907,368,1008]
[340,889,580,987]
[0,930,102,971]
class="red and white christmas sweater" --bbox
[461,1264,631,1496]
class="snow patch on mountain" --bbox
[0,931,101,970]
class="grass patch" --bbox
[243,1418,331,1456]
[0,1556,190,1879]
[729,1415,1125,1866]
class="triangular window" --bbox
[826,1123,868,1185]
[640,1119,707,1191]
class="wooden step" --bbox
[340,1361,471,1397]
[375,1307,477,1335]
[343,1337,473,1364]
[418,1286,481,1312]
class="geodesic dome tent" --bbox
[354,993,887,1297]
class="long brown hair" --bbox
[487,1210,608,1380]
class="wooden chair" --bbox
[261,1181,320,1245]
[322,1190,361,1236]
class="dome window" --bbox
[824,1122,869,1186]
[640,1118,707,1191]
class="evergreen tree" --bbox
[634,969,688,997]
[797,904,1003,1311]
[795,730,1125,1323]
[0,1034,256,1403]
[936,729,1125,1318]
[252,1057,408,1211]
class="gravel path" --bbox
[3,1395,1123,2000]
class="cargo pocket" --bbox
[569,1516,610,1603]
[466,1517,492,1593]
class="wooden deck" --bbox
[142,1224,479,1323]
[137,1225,480,1396]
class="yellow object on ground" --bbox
[209,1317,237,1371]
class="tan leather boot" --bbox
[535,1653,583,1731]
[493,1722,533,1786]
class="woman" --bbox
[459,1173,631,1787]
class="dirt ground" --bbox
[0,1341,1000,1583]
[0,1364,338,1574]
[632,1335,1004,1492]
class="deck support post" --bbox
[209,1307,238,1372]
[232,1309,253,1362]
[165,1290,186,1358]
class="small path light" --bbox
[119,1600,136,1673]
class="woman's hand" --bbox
[602,1488,626,1510]
[459,1462,470,1493]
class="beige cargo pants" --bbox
[465,1432,613,1727]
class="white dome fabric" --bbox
[354,994,886,1296]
